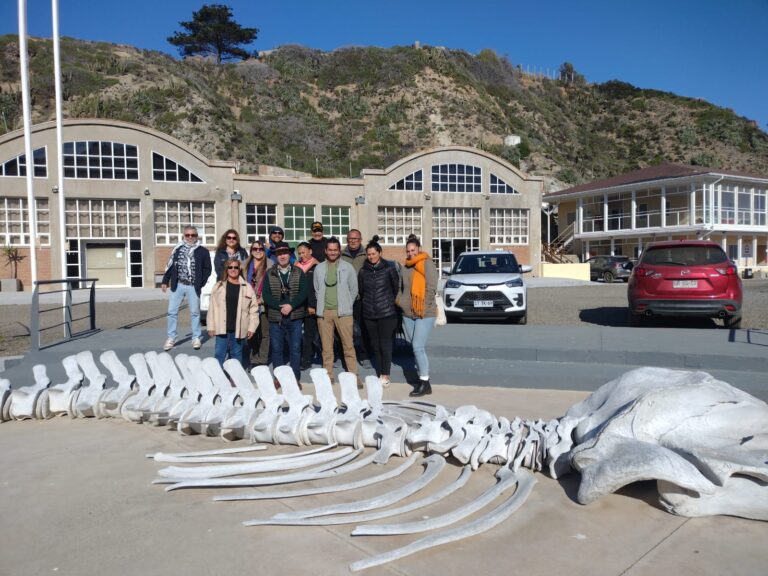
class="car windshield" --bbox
[453,253,519,274]
[642,245,728,266]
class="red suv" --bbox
[627,240,742,328]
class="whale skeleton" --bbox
[2,351,767,571]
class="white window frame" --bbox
[63,141,139,181]
[489,173,519,194]
[283,204,315,245]
[0,146,48,179]
[490,208,529,245]
[377,206,422,245]
[64,199,141,240]
[388,169,423,191]
[431,164,482,193]
[151,151,205,183]
[432,207,480,238]
[0,197,50,246]
[153,200,215,245]
[245,203,277,243]
[322,206,351,238]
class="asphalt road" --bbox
[2,279,767,357]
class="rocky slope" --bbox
[1,36,766,191]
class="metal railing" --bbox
[30,277,99,352]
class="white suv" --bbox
[442,250,532,324]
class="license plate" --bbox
[474,300,494,308]
[673,280,697,288]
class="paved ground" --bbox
[1,385,766,576]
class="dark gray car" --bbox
[586,255,634,283]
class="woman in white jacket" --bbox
[207,258,259,367]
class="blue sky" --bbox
[3,0,767,132]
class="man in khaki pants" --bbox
[313,237,359,383]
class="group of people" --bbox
[160,222,438,397]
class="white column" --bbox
[18,0,38,286]
[717,183,722,224]
[577,197,583,234]
[701,181,706,224]
[737,235,743,266]
[722,235,727,252]
[584,239,590,261]
[610,237,615,256]
[637,237,643,258]
[603,193,608,232]
[631,190,637,230]
[661,186,667,228]
[689,182,696,227]
[752,237,758,268]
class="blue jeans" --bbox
[214,332,245,368]
[402,316,435,379]
[167,283,201,340]
[269,317,303,380]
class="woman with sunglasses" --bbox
[214,229,248,278]
[244,240,272,366]
[207,258,259,368]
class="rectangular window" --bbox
[755,189,766,226]
[490,208,529,245]
[0,197,50,245]
[377,207,422,245]
[64,199,141,240]
[245,204,277,243]
[283,204,315,245]
[432,207,480,238]
[63,141,139,180]
[321,206,351,238]
[153,201,215,245]
[431,164,482,193]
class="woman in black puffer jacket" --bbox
[358,236,400,387]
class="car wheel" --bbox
[603,271,615,283]
[722,315,742,329]
[627,309,642,327]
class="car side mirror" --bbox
[441,266,452,276]
[520,264,533,274]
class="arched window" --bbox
[0,147,47,178]
[490,173,519,194]
[388,169,422,191]
[431,164,481,193]
[152,152,204,183]
[63,141,138,180]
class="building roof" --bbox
[544,162,768,199]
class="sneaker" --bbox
[163,338,175,351]
[192,338,202,350]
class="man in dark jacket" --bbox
[308,221,328,262]
[262,242,308,380]
[161,225,212,351]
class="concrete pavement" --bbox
[1,384,765,576]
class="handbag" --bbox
[435,292,447,326]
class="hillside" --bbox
[1,35,767,191]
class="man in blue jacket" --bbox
[161,225,212,351]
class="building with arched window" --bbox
[0,119,543,289]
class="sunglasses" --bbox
[227,265,241,270]
[184,233,198,238]
[226,235,238,240]
[252,247,264,252]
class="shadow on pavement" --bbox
[579,307,722,329]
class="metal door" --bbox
[85,243,127,286]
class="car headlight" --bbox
[505,278,523,287]
[445,279,463,289]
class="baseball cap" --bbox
[311,221,324,232]
[269,226,284,235]
[273,241,291,254]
